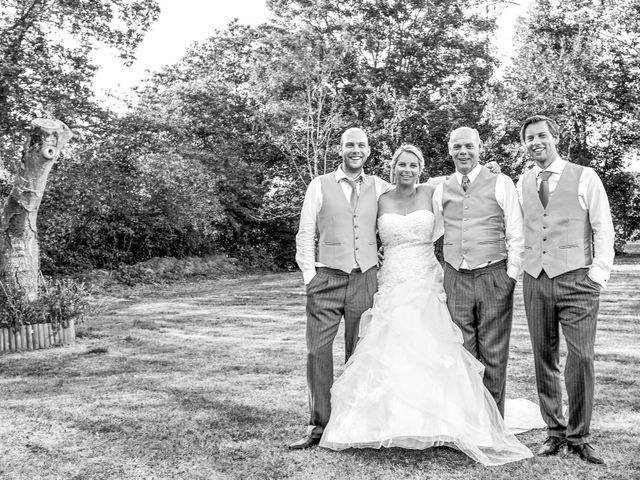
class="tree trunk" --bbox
[0,118,72,300]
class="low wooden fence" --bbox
[0,320,75,353]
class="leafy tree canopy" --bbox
[488,0,640,249]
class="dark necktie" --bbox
[538,170,553,208]
[461,175,470,192]
[342,177,362,210]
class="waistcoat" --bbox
[317,173,378,273]
[522,162,592,278]
[442,166,507,269]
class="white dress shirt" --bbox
[295,166,393,285]
[516,157,615,287]
[433,163,525,280]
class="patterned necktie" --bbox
[461,175,470,192]
[538,170,553,208]
[342,177,362,210]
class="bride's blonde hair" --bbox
[389,144,425,184]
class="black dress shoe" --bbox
[568,443,605,464]
[538,436,567,456]
[289,436,321,450]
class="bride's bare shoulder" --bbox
[416,183,435,198]
[378,189,396,216]
[415,184,435,212]
[378,188,396,203]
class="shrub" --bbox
[0,279,93,331]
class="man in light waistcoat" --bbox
[517,115,614,464]
[433,127,524,417]
[290,127,392,449]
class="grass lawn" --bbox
[1,263,639,479]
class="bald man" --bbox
[432,127,524,416]
[290,127,393,449]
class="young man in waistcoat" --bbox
[433,127,524,417]
[516,115,614,464]
[290,127,392,449]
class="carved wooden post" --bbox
[0,118,72,300]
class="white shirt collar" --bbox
[454,162,483,184]
[335,165,366,182]
[533,156,566,176]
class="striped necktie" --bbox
[538,170,553,208]
[342,177,362,210]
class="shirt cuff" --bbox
[588,267,608,288]
[302,269,317,285]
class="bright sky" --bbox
[93,0,529,104]
[93,0,272,103]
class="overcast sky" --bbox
[93,0,530,101]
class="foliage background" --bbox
[1,0,639,273]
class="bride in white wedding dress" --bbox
[319,145,535,466]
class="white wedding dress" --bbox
[320,210,535,466]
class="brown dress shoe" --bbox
[289,436,321,450]
[538,436,567,456]
[568,443,605,464]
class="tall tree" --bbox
[121,24,289,266]
[266,0,501,178]
[160,1,504,179]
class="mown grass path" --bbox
[1,266,639,479]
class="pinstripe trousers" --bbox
[443,260,515,416]
[523,268,600,445]
[305,266,378,439]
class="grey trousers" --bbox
[443,260,515,416]
[305,266,378,438]
[523,268,600,445]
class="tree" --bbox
[110,1,508,268]
[38,113,229,272]
[266,0,502,178]
[0,119,71,299]
[99,25,290,268]
[0,0,160,166]
[250,24,346,186]
[488,0,640,250]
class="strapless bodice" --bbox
[377,210,443,294]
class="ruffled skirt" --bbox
[319,283,533,466]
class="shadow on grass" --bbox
[132,319,162,330]
[164,387,291,439]
[340,444,476,469]
[0,348,183,380]
[595,352,640,365]
[71,386,292,447]
[82,346,109,355]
